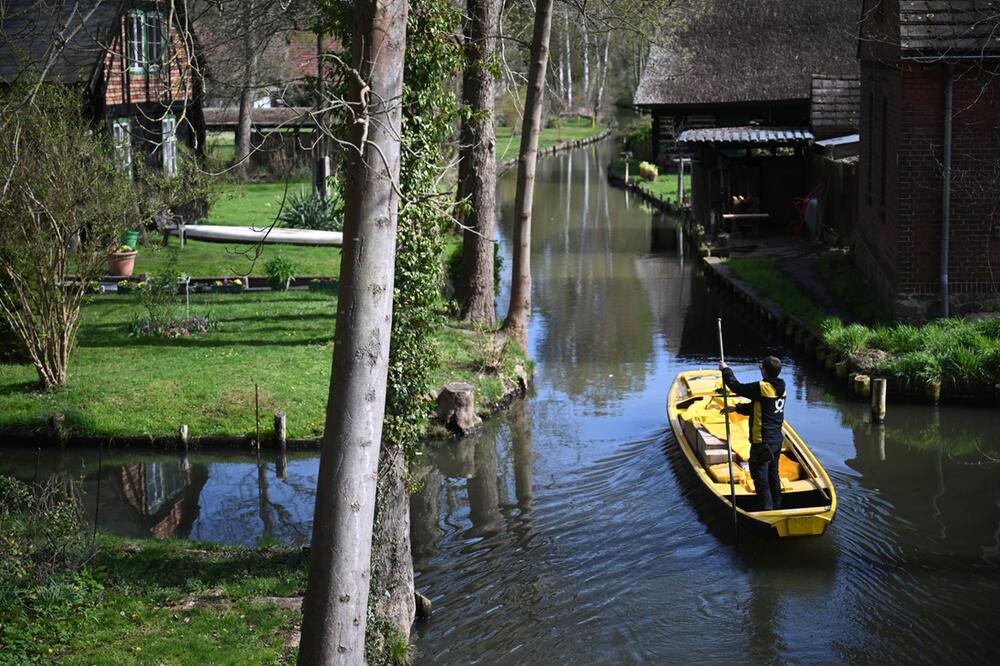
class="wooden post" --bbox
[835,361,848,379]
[179,424,189,448]
[871,377,887,423]
[274,411,287,451]
[855,374,871,397]
[50,413,66,446]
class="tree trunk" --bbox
[501,0,554,349]
[297,0,408,663]
[456,0,501,325]
[370,441,415,643]
[581,17,590,107]
[233,4,258,180]
[563,11,573,109]
[595,36,609,115]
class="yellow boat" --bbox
[667,370,836,537]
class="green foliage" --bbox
[638,160,658,181]
[265,256,298,290]
[132,265,181,334]
[623,117,652,162]
[822,320,873,355]
[0,476,91,610]
[822,316,1000,384]
[278,186,345,232]
[0,82,138,387]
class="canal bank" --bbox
[5,140,1000,664]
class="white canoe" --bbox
[171,224,343,247]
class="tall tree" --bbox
[297,0,408,661]
[501,0,554,349]
[456,0,502,324]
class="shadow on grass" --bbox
[94,541,309,593]
[0,380,45,396]
[79,336,333,349]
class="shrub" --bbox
[623,118,652,162]
[0,476,90,603]
[265,256,298,291]
[278,187,344,232]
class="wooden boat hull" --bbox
[667,370,837,538]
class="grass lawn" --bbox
[207,180,311,228]
[1,536,305,664]
[608,158,691,204]
[724,256,829,331]
[0,280,525,439]
[496,117,607,163]
[135,238,341,278]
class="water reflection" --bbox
[4,141,1000,662]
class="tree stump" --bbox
[436,382,482,436]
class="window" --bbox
[126,10,166,72]
[162,116,177,176]
[113,118,131,172]
[146,12,164,69]
[127,11,144,71]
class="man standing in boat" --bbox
[718,357,786,511]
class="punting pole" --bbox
[717,318,739,545]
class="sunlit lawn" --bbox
[135,238,341,278]
[496,117,606,162]
[0,267,520,440]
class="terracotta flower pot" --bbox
[108,250,138,277]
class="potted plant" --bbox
[108,244,138,277]
[265,257,297,291]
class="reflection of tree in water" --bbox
[497,144,659,404]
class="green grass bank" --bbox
[721,255,1000,389]
[608,158,691,204]
[0,288,528,440]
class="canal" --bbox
[3,140,1000,663]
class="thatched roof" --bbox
[0,0,121,85]
[899,0,1000,59]
[634,0,862,108]
[811,75,860,131]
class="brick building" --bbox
[857,0,1000,319]
[0,0,205,174]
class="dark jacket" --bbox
[722,367,786,450]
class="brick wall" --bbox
[857,60,902,310]
[858,59,1000,319]
[102,15,192,108]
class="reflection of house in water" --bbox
[100,460,208,539]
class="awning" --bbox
[815,133,859,147]
[677,126,814,145]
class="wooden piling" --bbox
[179,424,189,448]
[835,361,848,379]
[871,378,887,423]
[274,411,287,451]
[49,413,66,446]
[854,374,870,397]
[924,379,941,403]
